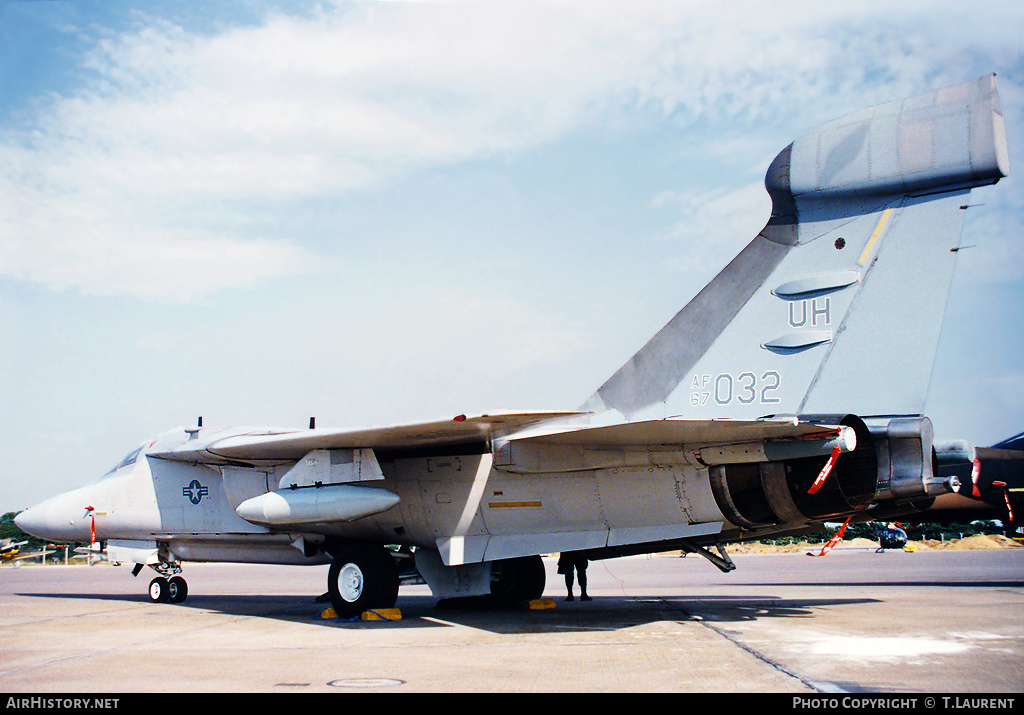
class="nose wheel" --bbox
[144,556,188,604]
[149,575,188,603]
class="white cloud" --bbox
[1,0,1021,302]
[927,370,1024,445]
[653,181,773,278]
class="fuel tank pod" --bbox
[235,483,400,526]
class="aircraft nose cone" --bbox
[13,494,88,542]
[13,505,45,539]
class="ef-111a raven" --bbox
[16,74,1010,617]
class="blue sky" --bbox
[2,0,1022,511]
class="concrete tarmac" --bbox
[1,548,1022,693]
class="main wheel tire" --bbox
[149,577,170,603]
[327,545,399,619]
[168,576,188,603]
[490,555,546,607]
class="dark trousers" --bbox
[564,566,587,595]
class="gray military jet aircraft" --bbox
[16,75,1010,617]
[918,431,1024,537]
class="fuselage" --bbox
[15,424,733,568]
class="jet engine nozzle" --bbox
[710,415,945,529]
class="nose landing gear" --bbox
[134,557,188,604]
[148,575,189,603]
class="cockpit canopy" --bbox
[104,444,145,476]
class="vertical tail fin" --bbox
[587,75,1008,421]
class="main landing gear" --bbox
[326,544,400,619]
[324,547,547,617]
[489,556,546,608]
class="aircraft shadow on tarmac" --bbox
[662,595,881,624]
[15,590,883,634]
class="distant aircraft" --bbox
[16,75,1010,617]
[0,538,29,561]
[0,538,53,565]
[914,432,1024,538]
